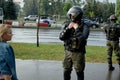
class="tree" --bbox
[4,0,17,20]
[23,0,38,16]
[55,1,64,16]
[63,2,72,14]
[0,0,5,8]
[83,0,94,18]
[116,0,120,23]
[83,0,115,22]
[63,2,72,20]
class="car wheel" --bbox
[47,21,49,24]
[25,19,29,21]
[49,24,51,27]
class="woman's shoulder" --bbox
[0,41,10,49]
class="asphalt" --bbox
[16,59,120,80]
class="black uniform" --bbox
[60,21,89,53]
[59,21,89,80]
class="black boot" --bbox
[108,58,115,71]
[64,70,71,80]
[76,71,84,80]
[119,65,120,71]
[118,63,120,71]
[116,57,120,70]
[108,64,115,71]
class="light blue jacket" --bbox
[0,41,18,80]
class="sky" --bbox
[98,0,116,3]
[13,0,24,8]
[82,0,116,3]
[13,0,116,8]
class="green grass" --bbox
[10,42,117,63]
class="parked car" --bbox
[82,19,100,28]
[24,15,38,21]
[0,7,4,23]
[36,16,56,27]
[37,21,49,27]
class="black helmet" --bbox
[109,14,117,21]
[67,6,83,22]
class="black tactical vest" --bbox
[107,23,117,38]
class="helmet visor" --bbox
[69,13,77,21]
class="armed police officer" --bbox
[59,6,90,80]
[104,14,120,71]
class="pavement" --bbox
[16,59,120,80]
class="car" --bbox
[82,19,100,28]
[36,16,56,27]
[0,8,4,23]
[37,21,49,27]
[24,15,38,21]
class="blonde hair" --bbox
[0,24,12,41]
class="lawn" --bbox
[10,42,117,63]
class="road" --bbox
[11,28,120,80]
[11,28,106,46]
[16,59,120,80]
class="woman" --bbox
[0,24,18,80]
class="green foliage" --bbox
[83,0,115,21]
[10,43,64,60]
[23,0,64,17]
[4,1,17,20]
[89,11,95,18]
[1,0,117,21]
[0,0,5,8]
[22,0,116,22]
[116,0,120,23]
[23,0,38,16]
[10,42,117,63]
[63,2,72,14]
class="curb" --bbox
[4,21,62,28]
[4,21,51,27]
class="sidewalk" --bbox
[16,59,120,80]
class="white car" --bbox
[36,16,56,27]
[0,8,4,23]
[24,15,38,21]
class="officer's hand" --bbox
[68,22,74,29]
[68,22,78,29]
[73,23,78,29]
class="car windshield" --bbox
[41,16,47,19]
[49,17,53,20]
[0,8,3,16]
[40,16,54,20]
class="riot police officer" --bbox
[104,14,120,71]
[59,6,90,80]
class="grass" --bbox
[10,42,118,63]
